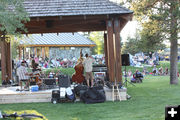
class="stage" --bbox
[0,86,127,104]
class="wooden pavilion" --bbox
[0,0,133,85]
[18,33,95,59]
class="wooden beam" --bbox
[104,33,108,68]
[29,15,109,21]
[25,23,106,34]
[0,35,7,82]
[106,20,115,82]
[23,47,25,59]
[120,14,133,21]
[120,18,128,32]
[6,42,12,81]
[114,18,122,84]
[34,47,37,57]
[42,47,45,59]
[19,47,22,59]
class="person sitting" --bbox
[17,61,30,91]
[158,66,163,75]
[142,67,149,75]
[128,69,132,77]
[152,65,158,76]
[164,67,169,75]
[32,63,41,72]
[131,70,143,83]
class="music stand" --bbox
[123,65,135,87]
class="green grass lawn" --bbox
[0,75,180,120]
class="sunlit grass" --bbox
[0,75,180,120]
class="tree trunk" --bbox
[170,0,178,84]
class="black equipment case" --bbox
[51,75,75,104]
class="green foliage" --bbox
[129,0,180,41]
[122,36,140,55]
[43,67,75,77]
[11,36,22,59]
[124,0,180,84]
[89,32,104,55]
[1,76,180,120]
[0,0,29,35]
[138,20,166,53]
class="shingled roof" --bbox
[20,33,95,46]
[24,0,133,17]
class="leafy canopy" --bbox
[0,0,29,35]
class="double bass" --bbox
[72,49,85,83]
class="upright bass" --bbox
[72,49,85,83]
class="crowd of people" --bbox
[14,53,98,91]
[14,55,105,70]
[130,52,170,67]
[13,51,178,89]
[124,65,172,83]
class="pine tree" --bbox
[126,0,180,84]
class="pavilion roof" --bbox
[19,33,95,47]
[24,0,133,17]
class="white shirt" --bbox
[17,65,29,80]
[83,57,95,72]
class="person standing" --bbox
[83,53,95,87]
[17,61,30,91]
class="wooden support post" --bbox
[114,18,122,84]
[19,47,22,59]
[6,42,12,80]
[34,47,37,57]
[106,20,115,82]
[104,33,108,68]
[42,47,45,59]
[23,47,25,59]
[1,35,7,82]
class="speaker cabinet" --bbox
[58,75,70,87]
[121,54,130,66]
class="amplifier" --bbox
[43,78,56,85]
[58,75,70,87]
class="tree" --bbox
[0,0,29,35]
[0,0,29,82]
[122,36,140,55]
[0,0,29,58]
[126,0,180,84]
[138,20,166,53]
[89,32,104,55]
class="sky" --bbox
[108,0,139,42]
[120,20,139,42]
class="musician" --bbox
[31,62,42,86]
[32,63,40,72]
[17,61,30,91]
[83,53,95,87]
